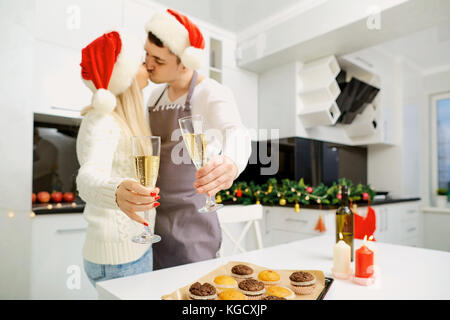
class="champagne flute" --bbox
[131,136,161,244]
[179,115,224,213]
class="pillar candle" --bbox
[332,233,352,278]
[355,236,374,279]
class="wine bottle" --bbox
[336,185,354,261]
[134,155,160,188]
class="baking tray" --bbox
[162,261,334,300]
[317,277,334,300]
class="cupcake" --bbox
[257,270,281,287]
[218,289,247,300]
[188,282,218,300]
[262,295,287,300]
[265,286,295,300]
[213,275,238,292]
[289,271,316,295]
[231,264,254,281]
[238,279,266,300]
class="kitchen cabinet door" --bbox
[222,66,258,131]
[34,0,123,50]
[30,214,97,299]
[374,205,401,244]
[123,0,158,43]
[33,40,91,114]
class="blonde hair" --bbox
[81,79,151,138]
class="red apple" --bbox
[37,191,50,203]
[63,192,75,203]
[32,193,36,204]
[51,191,63,203]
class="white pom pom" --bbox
[92,89,116,114]
[181,46,204,70]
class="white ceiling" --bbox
[378,21,450,73]
[153,0,450,74]
[152,0,304,32]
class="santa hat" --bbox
[145,8,205,70]
[80,30,143,114]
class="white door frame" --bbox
[430,91,450,206]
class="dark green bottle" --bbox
[336,186,354,261]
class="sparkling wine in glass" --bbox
[131,136,161,244]
[179,115,224,213]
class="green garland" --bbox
[216,178,376,211]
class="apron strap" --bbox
[185,71,198,111]
[151,86,167,109]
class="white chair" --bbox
[217,204,264,257]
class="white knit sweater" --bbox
[76,111,154,265]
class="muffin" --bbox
[213,275,238,292]
[262,295,287,300]
[265,285,295,300]
[218,289,247,300]
[238,279,266,300]
[257,270,281,287]
[188,282,218,300]
[231,264,254,281]
[289,271,316,295]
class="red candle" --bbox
[355,238,374,279]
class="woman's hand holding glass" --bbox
[115,180,160,226]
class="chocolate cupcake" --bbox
[289,271,316,295]
[188,282,218,300]
[238,279,266,300]
[231,264,254,281]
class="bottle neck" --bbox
[341,186,349,206]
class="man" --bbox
[142,8,251,269]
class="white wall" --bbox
[0,0,35,299]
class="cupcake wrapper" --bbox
[291,284,315,295]
[245,294,264,300]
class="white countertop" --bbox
[96,235,450,300]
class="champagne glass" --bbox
[131,136,161,244]
[179,115,224,213]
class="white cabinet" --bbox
[30,214,97,299]
[262,201,421,248]
[33,40,91,114]
[373,202,421,247]
[263,206,333,247]
[123,0,158,40]
[34,0,123,50]
[200,25,258,132]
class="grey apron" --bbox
[148,71,221,270]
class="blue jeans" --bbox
[83,247,153,288]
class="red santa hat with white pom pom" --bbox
[145,8,205,70]
[80,30,143,114]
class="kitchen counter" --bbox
[96,235,450,300]
[40,197,420,215]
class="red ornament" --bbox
[236,189,242,198]
[306,187,313,193]
[337,193,342,200]
[362,192,369,201]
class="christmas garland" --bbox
[216,178,376,212]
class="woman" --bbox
[76,30,160,287]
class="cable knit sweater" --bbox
[76,111,154,265]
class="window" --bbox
[431,93,450,205]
